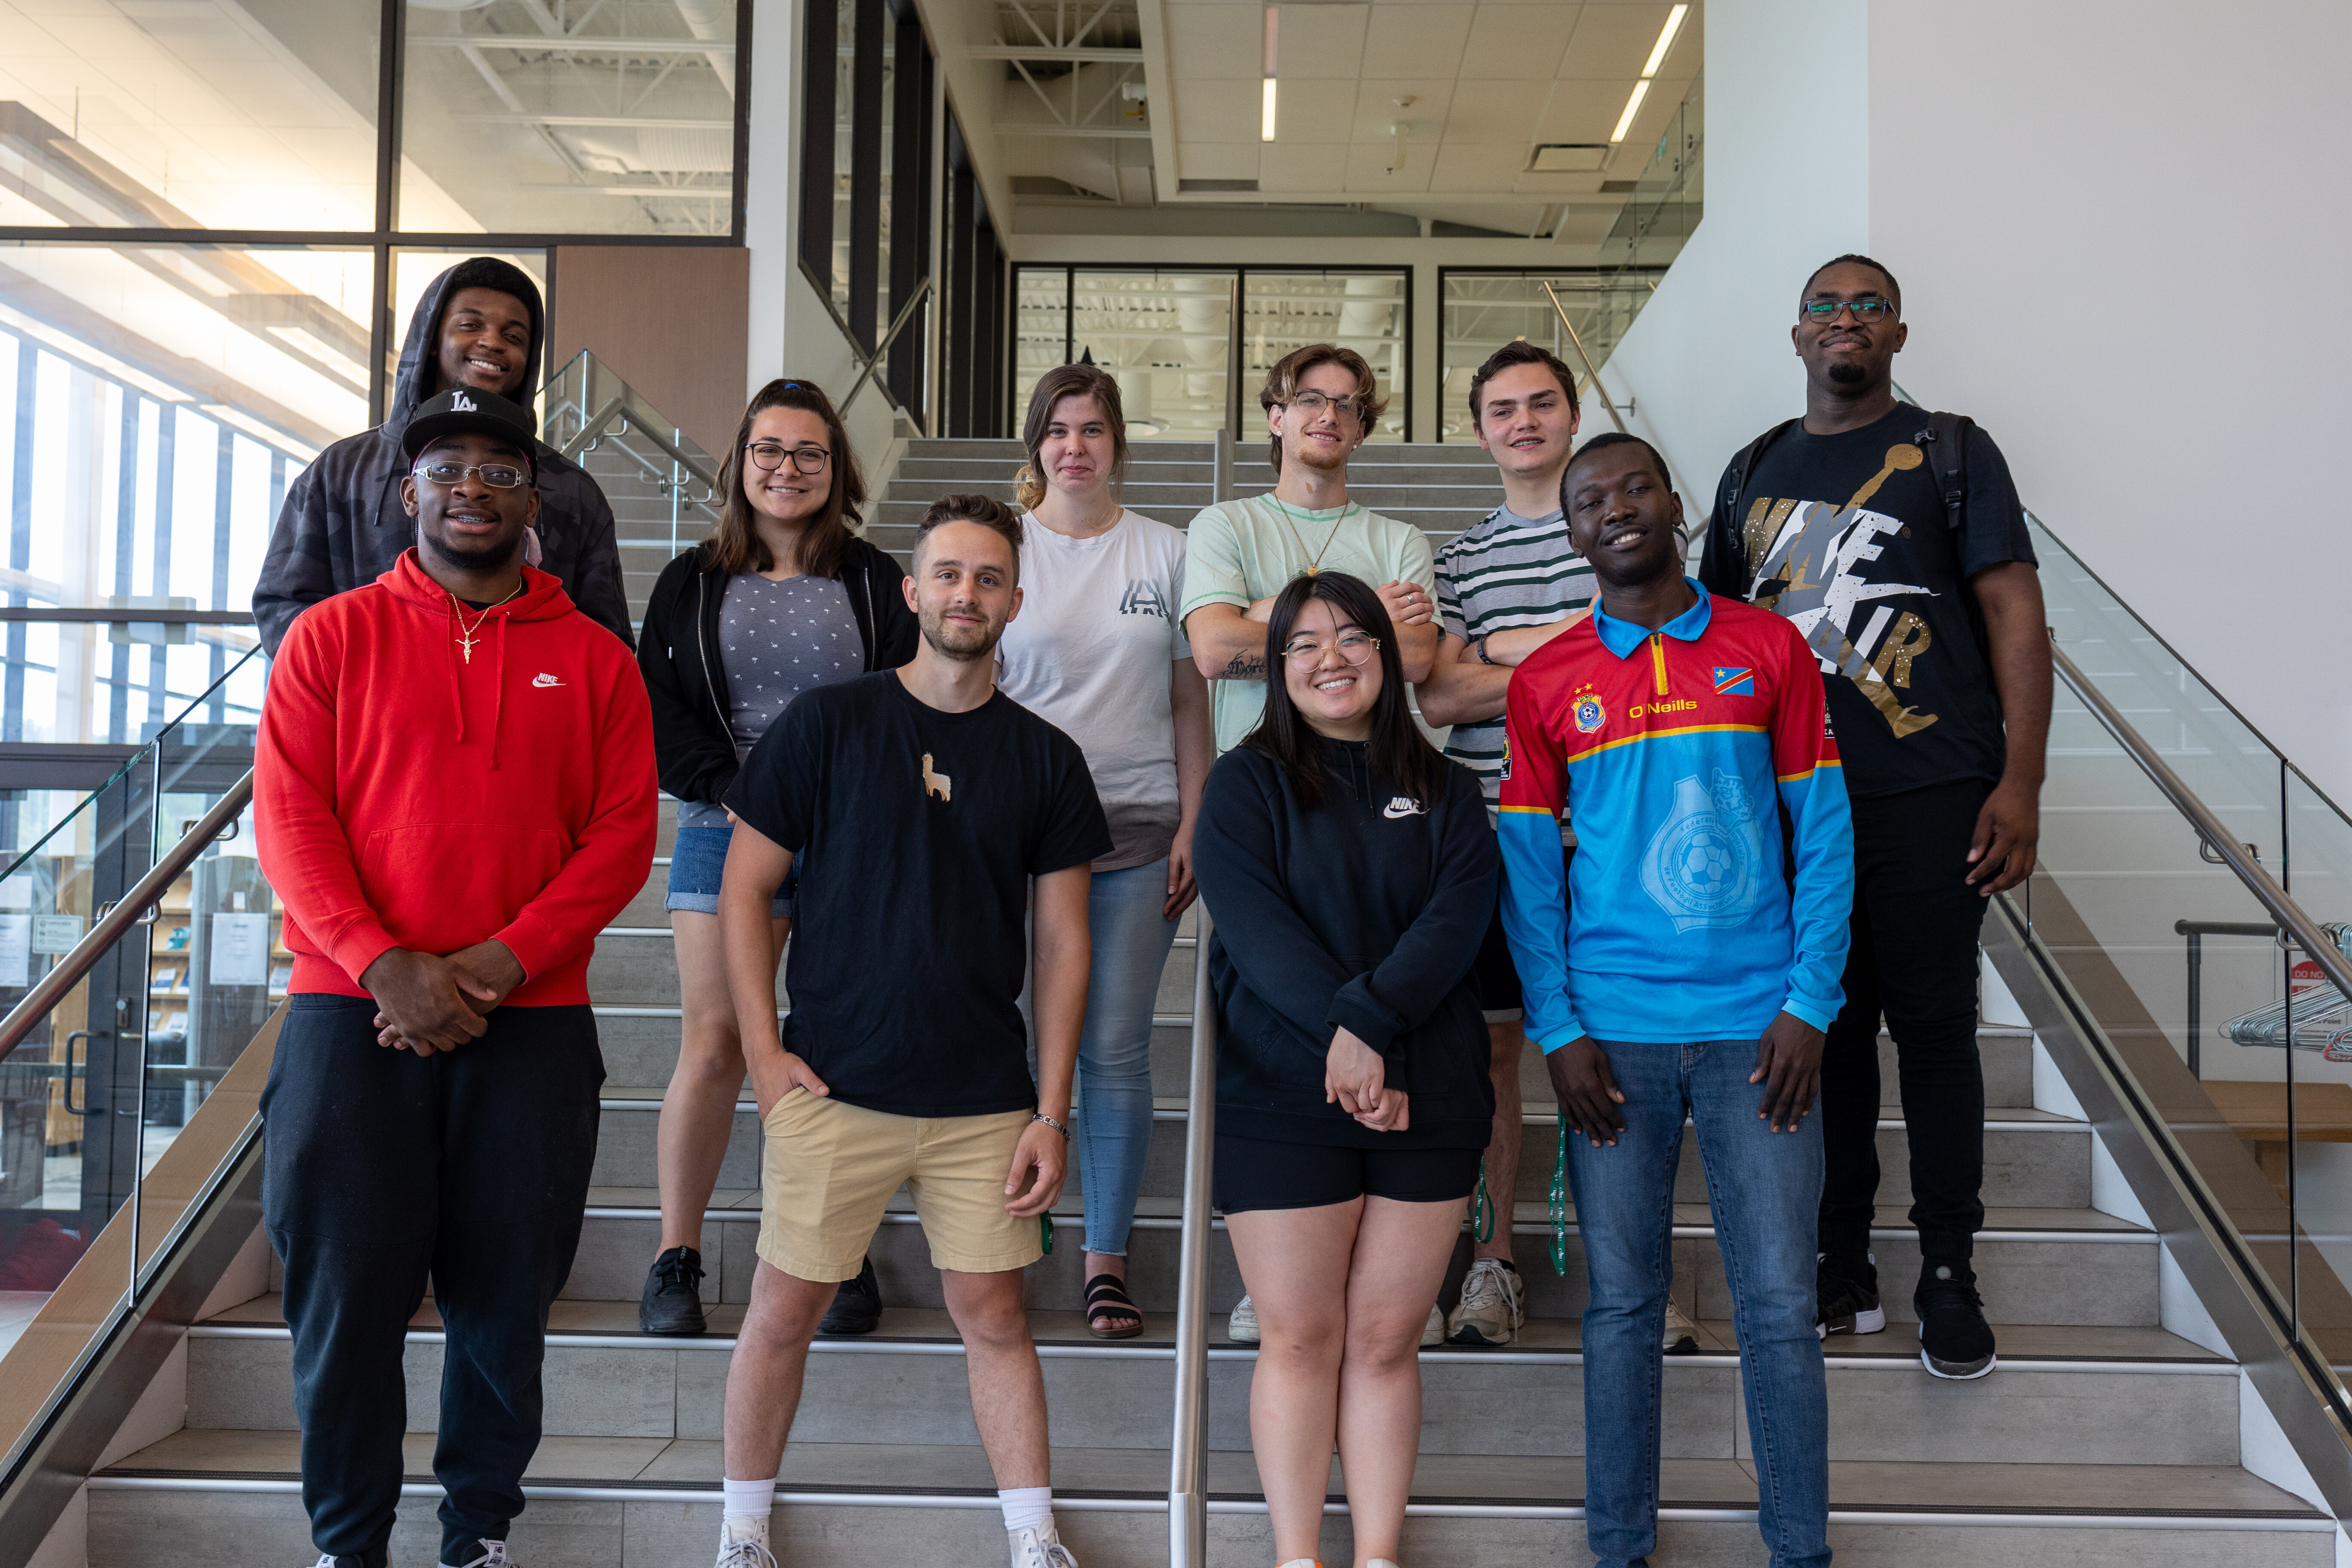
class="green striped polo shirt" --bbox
[1433,503,1596,821]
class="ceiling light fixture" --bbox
[1609,77,1650,142]
[1262,7,1279,141]
[1642,4,1689,79]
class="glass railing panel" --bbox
[0,644,262,1359]
[1602,71,1703,281]
[1439,272,1667,441]
[539,350,723,627]
[2028,506,2352,1369]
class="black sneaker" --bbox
[639,1245,707,1335]
[1814,1250,1885,1338]
[818,1255,882,1335]
[1916,1262,1997,1378]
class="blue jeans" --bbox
[1571,1037,1829,1568]
[1073,859,1179,1257]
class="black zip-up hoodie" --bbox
[251,261,633,656]
[1194,737,1498,1150]
[638,539,920,806]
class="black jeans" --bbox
[262,995,603,1568]
[1816,778,1991,1265]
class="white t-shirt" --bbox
[996,508,1193,871]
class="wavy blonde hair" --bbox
[1014,364,1130,513]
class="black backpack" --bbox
[1714,409,1973,581]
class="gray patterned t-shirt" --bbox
[675,572,863,830]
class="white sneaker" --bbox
[715,1517,777,1568]
[1276,1560,1319,1568]
[447,1544,516,1568]
[1447,1258,1525,1346]
[1421,1302,1445,1347]
[1227,1294,1258,1343]
[1010,1521,1078,1567]
[1663,1300,1700,1356]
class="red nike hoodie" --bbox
[256,550,657,1004]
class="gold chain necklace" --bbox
[448,580,525,663]
[1265,495,1360,576]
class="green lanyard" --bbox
[1549,1119,1571,1276]
[1040,1213,1055,1255]
[1470,1158,1495,1245]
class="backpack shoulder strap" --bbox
[1719,417,1800,568]
[1914,410,1975,534]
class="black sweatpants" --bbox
[262,994,603,1568]
[1816,779,1991,1265]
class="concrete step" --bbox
[91,1433,2330,1568]
[267,1190,2150,1327]
[185,1297,2230,1466]
[580,1086,2089,1213]
[881,481,1216,511]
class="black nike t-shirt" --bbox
[725,671,1112,1117]
[1700,401,2036,799]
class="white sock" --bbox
[997,1486,1053,1534]
[722,1475,777,1540]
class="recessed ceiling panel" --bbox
[1458,3,1580,81]
[1358,5,1474,78]
[1164,2,1264,79]
[1274,3,1369,80]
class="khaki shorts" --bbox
[757,1092,1043,1281]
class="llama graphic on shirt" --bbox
[922,752,952,803]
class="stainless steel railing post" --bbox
[1167,905,1216,1567]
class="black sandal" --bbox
[1084,1273,1145,1340]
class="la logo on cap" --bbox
[452,391,477,411]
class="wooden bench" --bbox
[2202,1079,2352,1196]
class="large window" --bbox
[1014,266,1409,443]
[802,0,936,427]
[0,0,751,747]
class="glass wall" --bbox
[1014,266,1405,443]
[802,0,937,426]
[1439,270,1666,441]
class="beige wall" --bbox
[548,246,751,461]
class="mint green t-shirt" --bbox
[1177,495,1437,753]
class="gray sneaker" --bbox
[1447,1258,1525,1346]
[1226,1293,1258,1343]
[447,1543,516,1568]
[715,1540,778,1568]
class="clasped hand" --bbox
[363,940,525,1054]
[1326,1025,1410,1133]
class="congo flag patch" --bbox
[1712,666,1755,696]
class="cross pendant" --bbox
[456,632,476,664]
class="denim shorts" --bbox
[664,823,798,918]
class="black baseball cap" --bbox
[401,387,539,468]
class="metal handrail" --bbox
[1166,905,1215,1568]
[2052,642,2352,1007]
[0,774,251,1059]
[839,278,935,415]
[559,397,721,497]
[1541,280,1631,437]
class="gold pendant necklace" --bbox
[449,581,524,663]
[1266,496,1359,576]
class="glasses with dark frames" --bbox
[746,441,832,474]
[1801,297,1896,325]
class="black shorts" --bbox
[1473,842,1574,1023]
[1214,1132,1482,1213]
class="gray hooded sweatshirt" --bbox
[251,261,634,656]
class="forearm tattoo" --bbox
[1219,650,1267,680]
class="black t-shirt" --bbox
[725,671,1112,1117]
[1700,402,2036,798]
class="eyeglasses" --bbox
[412,459,530,490]
[1282,389,1363,421]
[746,441,832,474]
[1281,631,1381,667]
[1801,297,1896,325]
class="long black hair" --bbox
[1240,571,1447,812]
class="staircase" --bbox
[75,436,2336,1565]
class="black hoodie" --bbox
[251,261,633,657]
[1194,737,1498,1151]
